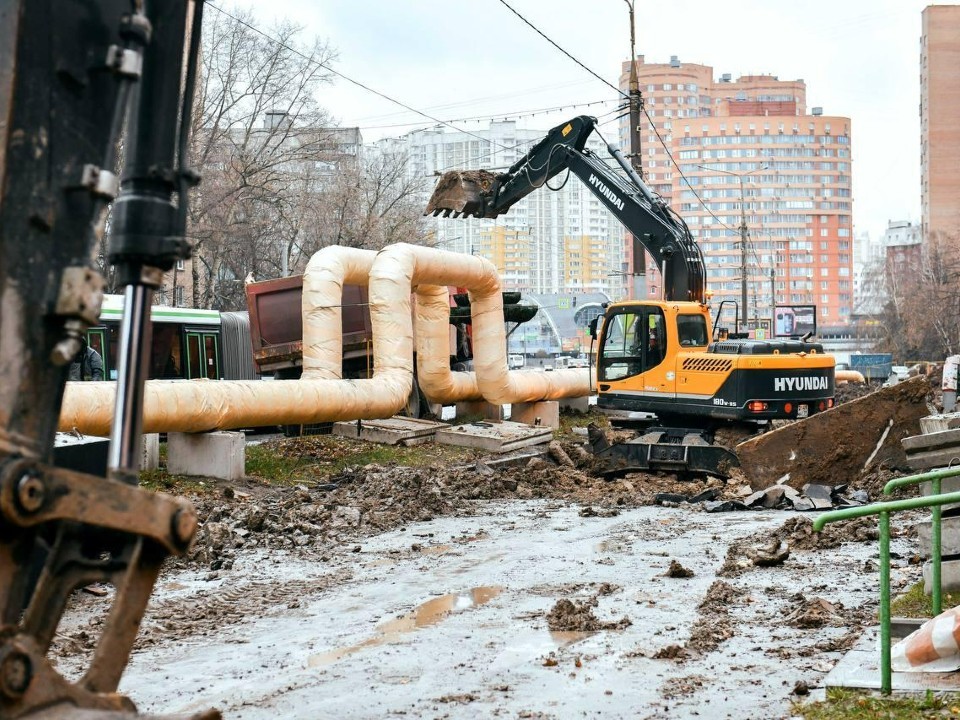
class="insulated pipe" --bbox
[414,284,482,403]
[301,246,377,380]
[59,243,590,435]
[373,244,589,405]
[59,373,412,436]
[835,369,865,385]
[59,245,411,435]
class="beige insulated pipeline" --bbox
[301,246,377,379]
[59,245,410,436]
[373,243,590,406]
[414,283,482,403]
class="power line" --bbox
[205,3,515,152]
[495,0,629,101]
[492,0,735,236]
[356,98,618,131]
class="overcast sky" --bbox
[234,0,938,241]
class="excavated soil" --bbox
[737,376,935,491]
[545,597,632,632]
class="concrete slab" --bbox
[825,626,960,692]
[168,431,244,481]
[923,558,960,594]
[333,417,446,446]
[916,516,960,558]
[142,433,159,471]
[920,413,960,434]
[510,400,560,429]
[435,420,553,453]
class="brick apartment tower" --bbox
[921,5,960,241]
[619,57,854,328]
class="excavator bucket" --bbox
[425,170,502,219]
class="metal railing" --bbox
[813,466,960,694]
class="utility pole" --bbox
[624,0,642,180]
[738,176,748,328]
[623,0,646,298]
[770,267,776,336]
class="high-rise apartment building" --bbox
[378,121,625,296]
[921,4,960,240]
[619,57,854,327]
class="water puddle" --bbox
[307,586,503,667]
[419,544,452,555]
[596,539,630,553]
[550,630,595,648]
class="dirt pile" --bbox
[718,516,879,577]
[687,580,743,654]
[545,598,631,632]
[737,376,934,491]
[785,596,845,629]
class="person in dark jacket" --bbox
[68,337,104,381]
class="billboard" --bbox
[774,305,817,338]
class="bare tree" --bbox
[872,230,960,360]
[171,9,432,310]
[183,8,337,309]
[301,147,430,255]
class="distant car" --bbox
[555,356,589,370]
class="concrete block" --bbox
[333,417,445,446]
[923,558,960,595]
[559,396,590,413]
[916,515,960,557]
[920,412,960,434]
[454,400,503,422]
[436,420,553,452]
[141,433,160,471]
[167,431,244,481]
[510,401,560,429]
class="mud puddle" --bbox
[308,586,503,667]
[45,501,921,719]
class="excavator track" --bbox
[587,424,740,478]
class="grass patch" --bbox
[557,407,609,439]
[890,581,960,619]
[139,468,211,495]
[795,688,960,719]
[244,438,478,486]
[140,437,477,490]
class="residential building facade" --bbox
[380,121,626,296]
[619,57,854,326]
[921,5,960,241]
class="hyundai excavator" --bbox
[426,115,836,476]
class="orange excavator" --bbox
[427,115,836,475]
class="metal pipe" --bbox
[107,284,154,479]
[879,510,891,694]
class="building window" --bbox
[174,286,185,307]
[821,307,829,317]
[175,259,184,271]
[820,229,829,237]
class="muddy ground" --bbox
[48,409,927,719]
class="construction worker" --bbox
[68,336,103,381]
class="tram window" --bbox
[152,325,183,379]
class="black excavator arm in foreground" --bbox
[426,115,707,304]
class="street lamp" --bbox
[696,163,767,327]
